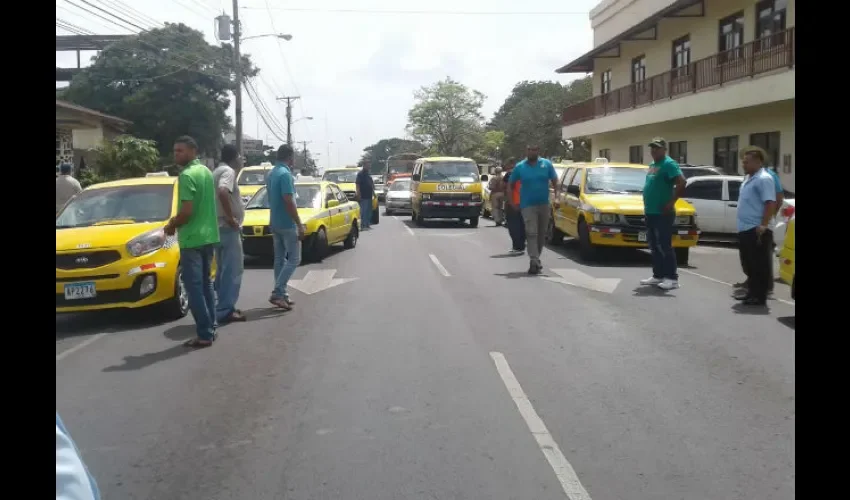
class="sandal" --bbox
[184,338,213,348]
[269,297,292,311]
[228,311,247,322]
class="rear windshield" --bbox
[323,170,359,184]
[389,179,411,191]
[421,161,479,183]
[238,169,270,185]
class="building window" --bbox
[601,69,611,94]
[598,149,611,160]
[749,132,781,168]
[629,145,643,164]
[718,12,745,62]
[668,141,688,164]
[631,56,646,84]
[756,0,787,49]
[672,35,691,76]
[713,136,739,174]
[56,128,73,166]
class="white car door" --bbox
[683,178,726,233]
[724,179,743,234]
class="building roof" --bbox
[555,0,704,73]
[56,100,133,127]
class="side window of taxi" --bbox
[559,168,576,194]
[331,185,347,203]
[325,186,335,206]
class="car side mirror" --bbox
[327,199,339,208]
[566,185,581,196]
[412,174,421,181]
[481,174,489,182]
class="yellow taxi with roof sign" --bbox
[321,166,379,226]
[548,158,699,264]
[236,162,274,205]
[241,180,360,262]
[55,175,214,318]
[410,156,484,227]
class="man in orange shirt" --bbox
[502,159,525,254]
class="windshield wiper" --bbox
[92,218,137,226]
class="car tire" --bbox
[159,265,190,320]
[415,210,424,225]
[371,208,380,225]
[311,227,329,262]
[385,207,393,216]
[468,216,479,228]
[344,223,359,249]
[482,203,491,218]
[578,219,597,261]
[546,212,563,245]
[674,247,690,267]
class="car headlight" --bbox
[127,227,171,257]
[675,216,693,226]
[598,213,618,224]
[421,193,431,200]
[471,193,482,202]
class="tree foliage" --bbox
[91,135,161,181]
[62,23,258,159]
[490,77,592,161]
[293,147,318,176]
[406,78,486,157]
[359,137,425,173]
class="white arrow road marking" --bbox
[288,270,357,295]
[543,268,621,294]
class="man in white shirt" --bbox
[213,145,246,323]
[56,163,82,213]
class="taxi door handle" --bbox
[727,203,737,207]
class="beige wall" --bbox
[590,0,796,97]
[590,100,795,191]
[591,0,678,48]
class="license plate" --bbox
[637,231,647,242]
[64,282,96,300]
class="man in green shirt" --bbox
[165,136,220,348]
[640,137,686,291]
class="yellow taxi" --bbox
[548,159,699,264]
[321,167,379,226]
[241,180,360,262]
[778,215,795,300]
[410,156,484,227]
[236,162,274,205]
[56,174,205,319]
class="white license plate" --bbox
[64,282,96,300]
[637,231,647,242]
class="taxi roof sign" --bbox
[146,171,170,177]
[593,157,609,164]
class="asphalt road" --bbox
[56,213,795,500]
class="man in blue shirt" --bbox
[356,155,375,229]
[735,147,777,306]
[508,145,559,274]
[267,145,305,310]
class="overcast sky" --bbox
[56,0,597,166]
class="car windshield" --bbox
[238,169,270,185]
[584,167,648,194]
[56,184,174,228]
[389,179,411,191]
[681,168,721,179]
[246,185,322,210]
[322,170,359,184]
[421,161,479,183]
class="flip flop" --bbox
[269,298,292,311]
[184,338,213,348]
[228,311,247,322]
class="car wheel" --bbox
[578,219,597,261]
[159,265,189,320]
[468,216,479,228]
[385,208,393,216]
[344,223,359,249]
[312,227,329,262]
[674,247,690,267]
[546,213,563,245]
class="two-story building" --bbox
[558,0,795,191]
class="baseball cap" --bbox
[648,137,667,149]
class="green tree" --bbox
[91,135,161,180]
[406,78,486,156]
[62,23,258,159]
[491,77,592,160]
[293,147,317,175]
[359,138,425,173]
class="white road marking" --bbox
[679,269,795,306]
[56,333,107,361]
[404,225,415,236]
[489,352,592,500]
[428,254,451,277]
[288,270,357,295]
[544,268,621,294]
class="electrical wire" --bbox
[241,6,588,16]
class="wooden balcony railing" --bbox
[562,27,795,126]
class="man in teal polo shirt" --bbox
[508,145,559,274]
[640,138,686,291]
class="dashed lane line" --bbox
[56,333,108,362]
[679,269,794,306]
[428,254,451,277]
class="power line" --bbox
[242,6,588,16]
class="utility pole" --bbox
[231,0,243,157]
[276,96,300,146]
[299,140,312,174]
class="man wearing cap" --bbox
[640,138,686,290]
[734,147,778,306]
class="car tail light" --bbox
[782,205,795,218]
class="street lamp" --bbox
[242,33,293,41]
[293,116,314,123]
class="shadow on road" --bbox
[631,286,676,297]
[490,252,524,259]
[244,247,345,270]
[102,344,194,372]
[163,324,196,341]
[402,219,474,230]
[731,303,771,315]
[494,271,552,279]
[240,307,290,322]
[777,316,795,330]
[545,240,656,269]
[56,310,171,340]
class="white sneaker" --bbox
[509,249,524,254]
[657,279,680,290]
[640,277,662,285]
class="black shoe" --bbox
[528,263,542,275]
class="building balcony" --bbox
[562,28,795,130]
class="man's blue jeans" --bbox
[214,226,244,321]
[645,214,678,280]
[359,199,372,228]
[181,245,217,341]
[272,228,301,300]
